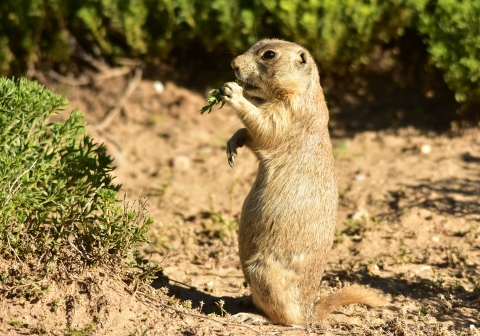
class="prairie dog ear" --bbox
[299,51,307,64]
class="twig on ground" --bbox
[100,67,143,129]
[165,276,198,290]
[6,235,23,263]
[48,67,134,87]
[115,58,143,67]
[94,67,132,83]
[4,279,48,292]
[47,70,90,86]
[68,241,88,260]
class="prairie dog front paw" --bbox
[226,128,247,167]
[222,82,246,107]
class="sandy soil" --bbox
[1,74,479,335]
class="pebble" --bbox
[421,144,431,154]
[355,173,366,181]
[154,81,165,93]
[352,209,369,221]
[171,155,191,170]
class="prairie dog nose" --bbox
[231,57,240,71]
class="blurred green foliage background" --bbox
[0,0,479,110]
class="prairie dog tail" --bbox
[316,285,386,319]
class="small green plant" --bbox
[200,196,238,240]
[66,322,95,336]
[7,318,28,328]
[394,245,417,264]
[423,270,446,290]
[167,295,178,306]
[416,305,426,317]
[333,141,350,160]
[334,228,346,243]
[343,219,365,236]
[0,77,158,280]
[181,300,193,309]
[467,274,480,294]
[200,89,225,114]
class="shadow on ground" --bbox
[151,268,478,329]
[151,272,256,316]
[324,269,479,329]
[381,153,480,221]
[405,178,480,217]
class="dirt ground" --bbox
[1,73,480,335]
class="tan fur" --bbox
[315,285,386,319]
[221,39,385,326]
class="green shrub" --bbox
[257,0,423,72]
[419,0,480,105]
[0,77,153,269]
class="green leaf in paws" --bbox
[200,89,225,114]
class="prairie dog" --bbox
[221,39,384,326]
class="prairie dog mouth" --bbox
[238,80,260,92]
[245,83,260,91]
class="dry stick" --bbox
[115,58,143,67]
[100,67,143,129]
[65,29,111,73]
[6,235,23,263]
[48,67,133,87]
[65,30,137,84]
[47,70,90,86]
[5,279,48,292]
[68,242,89,261]
[50,29,132,86]
[94,67,132,82]
[167,277,198,290]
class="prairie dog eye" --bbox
[262,51,276,60]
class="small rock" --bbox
[199,145,212,155]
[367,264,380,274]
[355,173,366,181]
[154,81,164,93]
[432,236,440,242]
[421,144,431,154]
[416,266,432,273]
[171,155,191,170]
[352,209,369,221]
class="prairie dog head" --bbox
[231,39,320,101]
